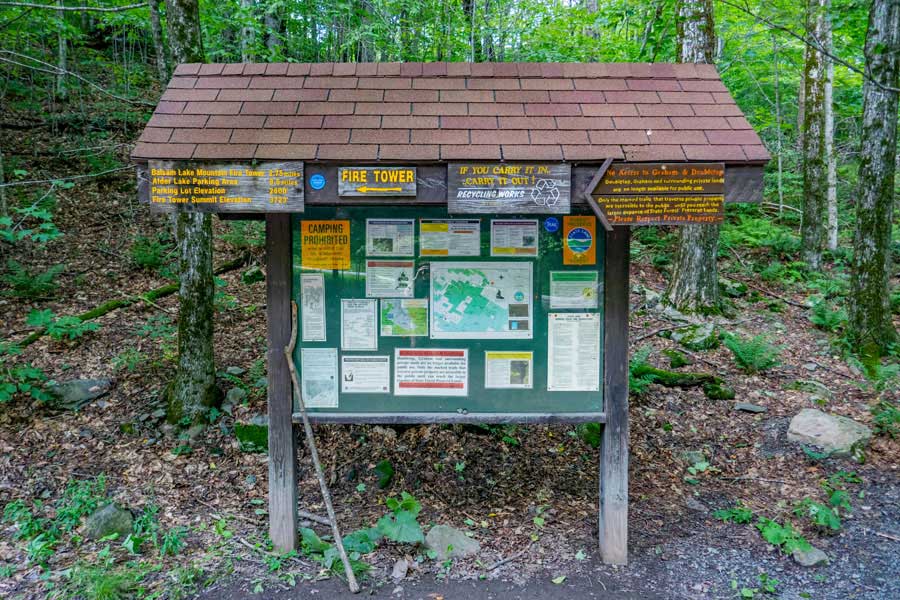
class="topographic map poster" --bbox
[380,299,428,337]
[300,348,339,408]
[430,262,533,339]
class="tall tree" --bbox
[165,0,219,423]
[56,0,67,99]
[150,0,169,84]
[801,0,828,269]
[664,0,719,313]
[824,0,838,251]
[849,0,900,355]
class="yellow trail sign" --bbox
[357,186,402,193]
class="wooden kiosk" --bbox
[133,61,768,565]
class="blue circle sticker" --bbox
[566,227,593,255]
[544,217,560,233]
[309,173,326,190]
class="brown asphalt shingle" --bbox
[132,62,769,164]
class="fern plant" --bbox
[809,300,847,332]
[2,260,64,298]
[723,334,781,374]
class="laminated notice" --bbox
[394,348,468,397]
[366,218,415,256]
[300,273,326,341]
[490,219,539,257]
[419,219,481,257]
[300,348,339,408]
[340,299,377,351]
[341,355,390,394]
[484,351,533,389]
[301,220,350,270]
[547,313,600,392]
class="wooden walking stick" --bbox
[285,301,360,593]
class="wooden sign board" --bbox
[593,162,724,196]
[338,166,417,197]
[448,163,571,214]
[144,161,303,213]
[594,194,724,225]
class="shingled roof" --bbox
[132,62,770,165]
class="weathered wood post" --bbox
[599,226,630,564]
[265,213,298,551]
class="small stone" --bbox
[185,423,206,442]
[680,450,705,465]
[425,525,480,561]
[151,408,167,420]
[803,363,818,371]
[226,366,246,376]
[47,379,113,410]
[83,504,133,540]
[734,402,767,414]
[686,497,706,512]
[391,558,409,582]
[225,387,247,405]
[792,545,829,567]
[787,409,872,456]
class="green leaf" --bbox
[26,309,55,328]
[299,527,331,553]
[574,549,586,561]
[122,533,143,555]
[343,528,381,554]
[374,460,394,489]
[552,575,566,584]
[376,510,424,544]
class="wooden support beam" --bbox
[599,226,630,565]
[266,213,298,552]
[582,157,614,232]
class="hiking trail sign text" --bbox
[338,166,417,197]
[448,162,572,214]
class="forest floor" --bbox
[1,101,899,600]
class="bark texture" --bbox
[824,0,838,250]
[665,0,720,314]
[150,0,169,83]
[164,0,219,422]
[56,0,67,99]
[849,0,900,355]
[801,0,828,269]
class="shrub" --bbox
[871,400,899,438]
[130,234,172,270]
[221,221,265,249]
[723,333,781,374]
[0,343,51,403]
[809,300,847,332]
[1,260,64,298]
[26,309,100,341]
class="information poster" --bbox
[547,313,600,392]
[562,216,596,265]
[366,219,415,256]
[394,349,468,397]
[484,351,533,389]
[419,219,481,257]
[340,299,377,351]
[549,271,599,309]
[430,261,533,339]
[341,355,390,394]
[300,348,339,408]
[380,299,428,337]
[490,220,539,257]
[300,273,326,341]
[366,260,415,298]
[301,220,350,270]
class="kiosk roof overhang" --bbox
[132,62,770,166]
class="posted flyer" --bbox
[365,260,415,298]
[484,351,533,389]
[394,348,468,397]
[340,299,377,351]
[366,218,415,256]
[341,355,390,394]
[300,348,339,408]
[547,313,600,392]
[300,273,326,342]
[490,219,539,257]
[419,219,481,256]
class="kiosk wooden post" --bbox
[265,214,299,550]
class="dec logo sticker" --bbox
[563,216,596,265]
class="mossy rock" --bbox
[703,381,736,400]
[235,417,268,453]
[719,278,748,298]
[668,323,720,351]
[663,349,691,369]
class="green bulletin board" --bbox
[290,205,605,420]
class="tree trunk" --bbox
[56,0,67,99]
[801,0,828,270]
[849,0,900,356]
[265,10,282,57]
[773,34,785,214]
[0,146,7,218]
[240,0,255,62]
[164,0,219,423]
[665,0,720,314]
[824,0,838,251]
[150,0,169,84]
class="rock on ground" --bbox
[787,408,872,456]
[425,525,480,561]
[792,545,830,567]
[83,503,133,540]
[48,378,113,410]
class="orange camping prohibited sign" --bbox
[301,220,351,270]
[562,216,596,266]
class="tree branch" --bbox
[0,1,147,11]
[714,0,900,93]
[0,165,133,188]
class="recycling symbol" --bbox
[530,178,560,206]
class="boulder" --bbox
[670,323,719,351]
[734,402,767,414]
[787,409,871,456]
[225,387,248,405]
[235,415,268,452]
[792,545,830,567]
[83,503,133,540]
[425,525,480,561]
[48,379,112,410]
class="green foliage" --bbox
[870,400,900,437]
[234,421,268,453]
[112,348,145,372]
[723,334,781,374]
[376,492,424,544]
[732,572,780,598]
[793,499,842,531]
[53,560,146,600]
[130,233,172,270]
[2,260,64,298]
[809,300,847,332]
[0,198,63,248]
[663,348,690,368]
[0,342,51,403]
[299,527,370,576]
[629,346,657,396]
[26,309,100,341]
[713,503,754,524]
[759,260,808,284]
[576,422,601,449]
[720,215,800,258]
[55,475,107,532]
[160,527,189,557]
[755,518,811,554]
[374,459,395,489]
[221,221,265,249]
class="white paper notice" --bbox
[484,351,533,389]
[394,348,468,396]
[340,299,377,351]
[547,313,600,392]
[341,355,390,394]
[366,218,414,256]
[300,273,326,342]
[300,348,339,407]
[490,219,539,257]
[419,219,481,257]
[549,271,599,309]
[366,260,415,298]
